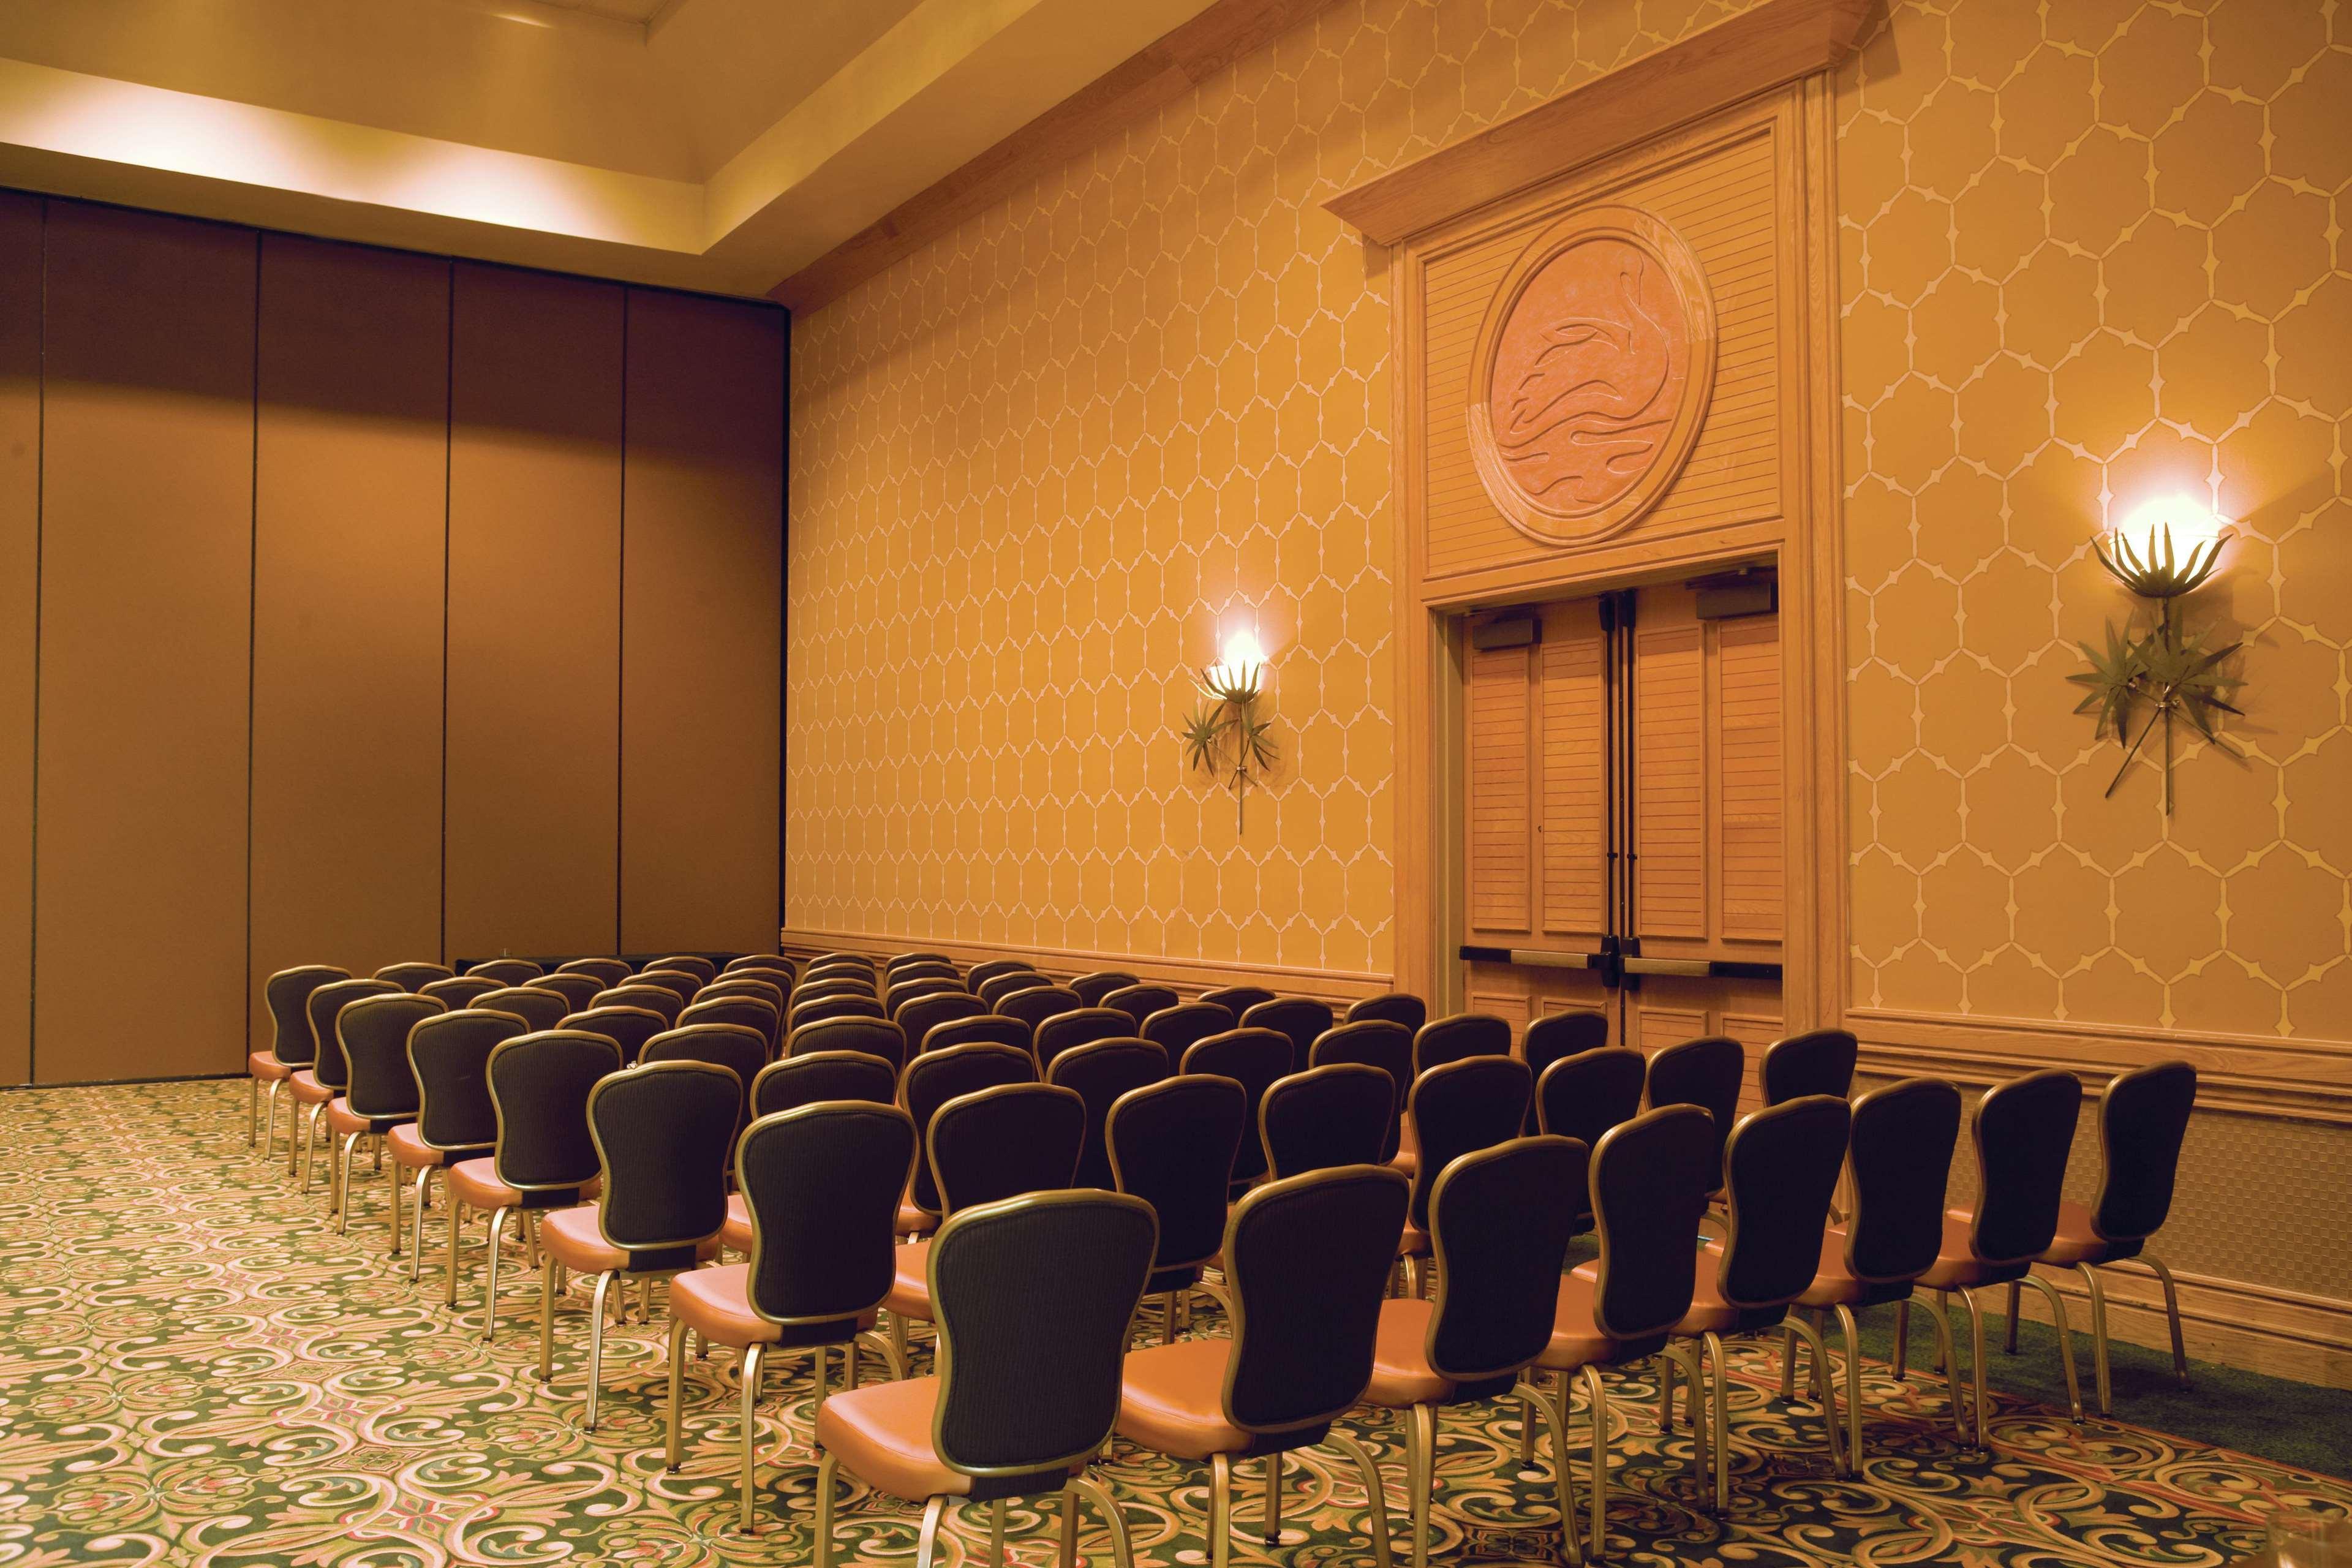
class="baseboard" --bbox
[1995,1258,2352,1390]
[778,927,1394,1008]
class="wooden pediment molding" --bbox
[1322,0,1872,245]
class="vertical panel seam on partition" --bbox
[778,307,790,951]
[246,232,262,1054]
[440,262,454,965]
[25,199,45,1084]
[616,287,628,960]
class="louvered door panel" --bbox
[1539,599,1608,939]
[1634,619,1706,940]
[1717,616,1783,940]
[1466,641,1533,936]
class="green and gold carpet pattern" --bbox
[2,1080,2344,1567]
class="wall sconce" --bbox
[1180,627,1277,830]
[2069,494,2243,814]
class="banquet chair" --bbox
[1260,1063,1393,1179]
[558,1005,668,1066]
[1141,1001,1234,1059]
[2017,1060,2196,1414]
[680,995,782,1057]
[718,1054,902,1255]
[1523,1011,1609,1133]
[1046,1039,1169,1190]
[1239,998,1332,1075]
[1183,1029,1293,1192]
[1115,1163,1406,1566]
[1104,982,1180,1031]
[375,960,454,991]
[252,964,346,1153]
[1534,1049,1646,1231]
[635,968,706,1003]
[537,1059,734,1429]
[808,950,875,974]
[1000,984,1084,1037]
[887,963,961,991]
[1035,1007,1131,1071]
[391,1008,527,1278]
[447,1030,620,1339]
[699,975,786,1012]
[1760,1028,1858,1106]
[1645,1036,1745,1206]
[1915,1068,2085,1447]
[655,955,718,984]
[1346,992,1427,1031]
[789,1015,909,1074]
[899,1043,1038,1237]
[642,1023,767,1143]
[472,985,571,1034]
[886,978,964,1016]
[529,972,605,1015]
[327,991,443,1240]
[559,957,635,987]
[424,974,505,1008]
[1396,1056,1532,1294]
[1107,1074,1245,1342]
[898,993,986,1054]
[468,957,545,984]
[976,971,1051,1010]
[1523,1104,1716,1559]
[677,1100,920,1531]
[1777,1076,1964,1468]
[293,977,401,1188]
[1309,1020,1411,1163]
[919,1014,1030,1059]
[888,950,956,972]
[790,994,886,1032]
[1365,1135,1587,1568]
[1071,970,1139,1007]
[796,976,879,1006]
[1200,984,1276,1020]
[1670,1095,1853,1510]
[965,957,1036,990]
[813,1189,1157,1568]
[1412,1013,1510,1077]
[723,954,796,983]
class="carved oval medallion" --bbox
[1468,205,1716,544]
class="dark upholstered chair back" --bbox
[1717,1095,1852,1310]
[340,993,443,1120]
[1845,1076,1963,1286]
[409,1009,527,1152]
[796,976,876,1005]
[1760,1028,1859,1106]
[931,1191,1157,1490]
[595,984,685,1025]
[998,985,1084,1036]
[486,1030,622,1194]
[965,958,1035,990]
[1406,1055,1532,1230]
[423,974,503,1008]
[1588,1104,1715,1343]
[1262,1063,1392,1180]
[788,993,884,1032]
[886,977,964,1015]
[641,1023,766,1139]
[1105,983,1181,1030]
[679,996,780,1055]
[635,968,704,1003]
[1346,992,1427,1031]
[1224,1166,1409,1434]
[929,1082,1085,1215]
[887,952,957,978]
[1412,1012,1511,1078]
[739,1102,917,1327]
[1645,1035,1746,1194]
[1242,997,1334,1076]
[473,986,570,1035]
[1969,1069,2082,1265]
[1201,984,1276,1019]
[309,978,402,1088]
[752,1051,898,1118]
[1045,1038,1170,1190]
[654,956,718,984]
[530,973,605,1015]
[919,1014,1029,1058]
[902,1042,1038,1213]
[787,1014,907,1071]
[700,975,785,1012]
[265,965,349,1067]
[1109,1074,1246,1275]
[589,1060,736,1263]
[1308,1020,1411,1161]
[1535,1047,1646,1157]
[559,1005,668,1066]
[1524,1009,1608,1090]
[1034,1007,1132,1071]
[559,957,635,987]
[1070,970,1139,1007]
[375,960,453,992]
[1428,1137,1585,1383]
[1183,1028,1292,1185]
[1140,1001,1234,1058]
[468,957,545,984]
[2094,1060,2196,1246]
[978,971,1053,1011]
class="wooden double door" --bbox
[1459,576,1784,1059]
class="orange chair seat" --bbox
[540,1204,721,1275]
[248,1053,294,1082]
[1668,1258,1741,1336]
[387,1123,448,1170]
[288,1071,336,1106]
[1396,1220,1429,1259]
[1365,1297,1454,1406]
[670,1262,880,1350]
[884,1239,932,1321]
[2038,1200,2118,1266]
[447,1156,598,1212]
[720,1193,753,1253]
[1919,1210,2029,1291]
[323,1098,407,1137]
[898,1200,939,1238]
[817,1376,1083,1502]
[1116,1338,1252,1460]
[1534,1265,1625,1371]
[1793,1229,1866,1310]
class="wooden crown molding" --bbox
[1323,0,1873,246]
[769,0,1348,314]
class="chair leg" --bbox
[537,1252,557,1382]
[2019,1270,2084,1422]
[1931,1289,1950,1372]
[2138,1253,2191,1389]
[1260,1449,1284,1546]
[1581,1364,1611,1561]
[298,1104,319,1193]
[856,1326,907,1382]
[481,1207,511,1341]
[445,1193,466,1306]
[913,1493,946,1568]
[260,1079,281,1157]
[410,1168,435,1281]
[1778,1324,1800,1400]
[336,1133,362,1232]
[1209,1451,1234,1568]
[1700,1333,1730,1515]
[1506,1379,1579,1566]
[736,1341,767,1530]
[1956,1286,1991,1450]
[1890,1297,1909,1380]
[1783,1315,1843,1476]
[664,1317,689,1470]
[585,1272,619,1431]
[814,1450,840,1568]
[1328,1429,1399,1568]
[1059,1480,1082,1568]
[247,1077,259,1145]
[1661,1344,1709,1507]
[2003,1280,2022,1353]
[987,1496,1006,1568]
[1518,1370,1544,1468]
[1920,1291,1965,1438]
[1069,1474,1135,1568]
[1407,1403,1435,1568]
[1833,1305,1866,1472]
[388,1158,404,1257]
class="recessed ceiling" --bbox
[0,0,1221,298]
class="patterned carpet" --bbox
[2,1080,2343,1567]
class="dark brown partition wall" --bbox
[443,264,625,962]
[34,205,256,1082]
[0,195,37,1085]
[620,291,784,953]
[247,237,451,1049]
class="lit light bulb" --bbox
[2098,494,2230,597]
[1221,629,1266,676]
[1203,627,1267,701]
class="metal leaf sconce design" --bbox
[1180,642,1276,831]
